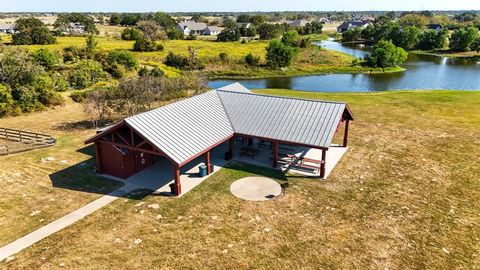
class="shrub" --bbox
[164,52,189,69]
[266,39,296,68]
[121,27,141,40]
[219,52,229,61]
[167,29,184,40]
[31,48,58,69]
[133,38,164,52]
[107,50,139,70]
[450,27,479,51]
[69,60,108,89]
[281,30,299,47]
[0,84,17,117]
[138,66,165,77]
[245,53,260,66]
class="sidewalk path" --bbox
[0,184,137,261]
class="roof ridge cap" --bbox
[216,89,347,105]
[215,91,236,132]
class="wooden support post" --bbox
[173,165,181,196]
[205,151,212,175]
[130,129,134,146]
[272,141,278,168]
[95,142,102,174]
[320,149,327,178]
[248,138,253,146]
[343,120,350,147]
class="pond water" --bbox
[209,39,480,92]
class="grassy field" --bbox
[411,49,480,59]
[0,89,479,269]
[0,35,397,78]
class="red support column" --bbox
[320,149,327,178]
[95,142,102,174]
[173,165,181,196]
[205,151,212,175]
[272,141,279,168]
[343,120,350,147]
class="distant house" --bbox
[427,24,443,32]
[0,24,15,34]
[204,26,222,36]
[337,21,371,33]
[318,17,332,24]
[235,22,252,29]
[289,19,310,28]
[177,21,208,36]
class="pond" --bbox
[209,39,480,92]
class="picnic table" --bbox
[240,147,260,159]
[296,157,323,173]
[258,140,272,149]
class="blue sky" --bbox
[1,0,479,12]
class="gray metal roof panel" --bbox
[216,82,252,93]
[217,90,347,148]
[125,91,233,164]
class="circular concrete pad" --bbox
[230,177,281,201]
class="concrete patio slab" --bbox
[230,177,281,201]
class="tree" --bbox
[121,27,141,40]
[365,40,408,69]
[236,14,251,23]
[398,14,428,28]
[0,84,17,117]
[109,13,122,25]
[258,23,282,40]
[342,27,363,42]
[85,35,98,57]
[249,15,266,26]
[31,48,58,69]
[391,26,420,50]
[417,29,448,50]
[281,30,299,47]
[54,13,99,35]
[12,17,56,45]
[153,12,176,29]
[217,26,241,42]
[120,13,141,26]
[0,47,43,86]
[266,39,296,68]
[450,27,479,52]
[137,20,165,41]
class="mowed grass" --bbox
[0,93,122,247]
[2,89,480,269]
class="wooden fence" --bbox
[0,127,56,156]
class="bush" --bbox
[164,52,189,69]
[138,66,165,77]
[258,23,282,40]
[245,53,260,66]
[31,48,58,69]
[133,38,164,52]
[281,30,299,47]
[0,84,17,116]
[107,50,139,70]
[121,27,141,40]
[63,46,86,62]
[70,90,91,103]
[219,52,229,61]
[167,29,184,40]
[266,39,296,68]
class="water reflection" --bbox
[209,40,480,92]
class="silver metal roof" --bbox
[90,83,352,165]
[125,90,233,165]
[217,90,347,148]
[216,82,252,93]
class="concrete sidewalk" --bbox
[0,184,137,262]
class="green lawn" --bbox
[2,89,480,269]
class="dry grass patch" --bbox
[0,94,122,247]
[1,90,480,269]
